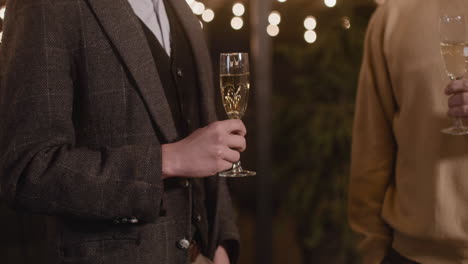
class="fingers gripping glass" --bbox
[440,15,468,135]
[219,53,256,177]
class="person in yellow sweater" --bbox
[349,0,468,263]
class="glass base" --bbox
[441,126,468,135]
[219,161,256,178]
[219,170,256,177]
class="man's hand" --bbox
[213,246,230,264]
[446,80,468,118]
[162,120,246,178]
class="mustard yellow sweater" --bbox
[350,1,468,263]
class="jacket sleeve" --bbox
[216,178,240,264]
[348,4,397,264]
[0,0,163,222]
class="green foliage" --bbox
[272,0,376,262]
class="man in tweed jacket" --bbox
[0,0,244,263]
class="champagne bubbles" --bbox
[231,17,244,30]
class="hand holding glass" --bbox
[440,15,468,135]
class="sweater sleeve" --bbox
[0,0,163,222]
[348,4,397,264]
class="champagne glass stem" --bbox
[232,161,242,174]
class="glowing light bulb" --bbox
[324,0,337,8]
[304,30,317,44]
[342,16,351,29]
[232,3,245,17]
[231,17,244,30]
[0,7,5,20]
[268,11,281,25]
[267,24,280,37]
[192,2,205,15]
[202,9,215,22]
[304,16,317,30]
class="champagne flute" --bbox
[440,14,468,135]
[219,53,256,177]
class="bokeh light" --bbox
[268,11,281,25]
[267,24,280,37]
[304,30,317,43]
[231,16,244,30]
[192,2,205,15]
[232,3,246,17]
[342,16,351,29]
[324,0,337,8]
[202,9,215,23]
[304,16,317,30]
[0,7,5,20]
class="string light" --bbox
[342,16,351,29]
[0,7,5,20]
[232,3,245,17]
[268,11,281,25]
[202,9,215,23]
[185,0,195,6]
[304,30,317,44]
[267,24,280,37]
[231,17,244,30]
[324,0,337,8]
[278,0,287,2]
[304,16,317,30]
[192,2,205,15]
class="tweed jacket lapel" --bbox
[167,0,218,125]
[85,0,178,143]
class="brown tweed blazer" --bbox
[0,0,239,263]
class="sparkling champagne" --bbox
[440,42,467,79]
[220,73,250,119]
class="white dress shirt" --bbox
[128,0,171,56]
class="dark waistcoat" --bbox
[138,0,209,253]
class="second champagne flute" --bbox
[440,14,468,135]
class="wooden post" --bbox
[251,0,272,263]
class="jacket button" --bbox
[177,238,191,250]
[129,217,139,224]
[176,68,183,77]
